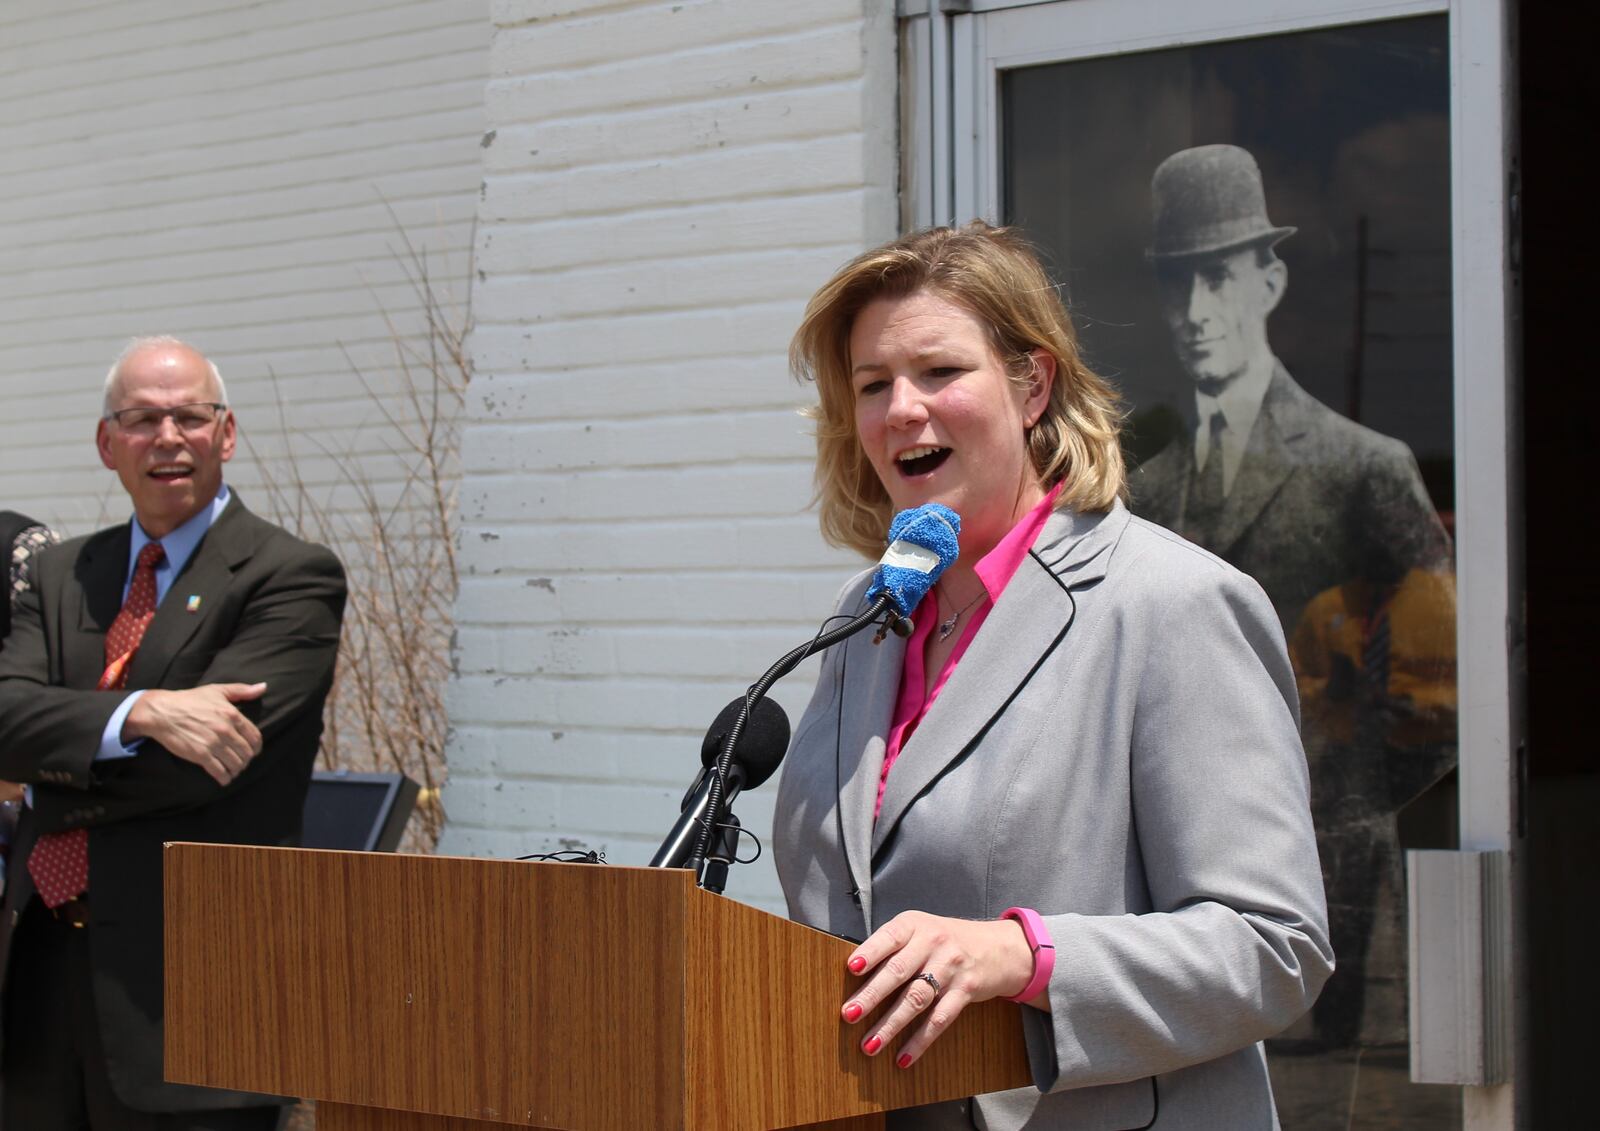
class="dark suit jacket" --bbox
[1129,365,1450,635]
[0,494,345,1113]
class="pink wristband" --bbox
[1001,907,1055,1003]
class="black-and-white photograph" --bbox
[1000,15,1459,1129]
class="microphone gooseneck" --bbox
[666,503,962,890]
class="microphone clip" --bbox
[873,611,914,644]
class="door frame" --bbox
[899,1,1521,1125]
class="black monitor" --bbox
[300,770,419,852]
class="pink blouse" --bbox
[873,482,1066,820]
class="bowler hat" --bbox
[1147,144,1296,260]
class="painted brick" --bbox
[476,625,832,681]
[471,245,859,325]
[1,0,903,916]
[463,463,819,523]
[0,0,488,539]
[4,156,480,249]
[467,356,800,419]
[481,81,868,176]
[458,409,814,473]
[457,515,846,574]
[451,570,840,628]
[488,0,862,76]
[446,725,736,787]
[2,1,465,85]
[475,190,868,274]
[483,22,865,123]
[479,134,869,222]
[471,301,802,370]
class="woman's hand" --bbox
[841,910,1044,1067]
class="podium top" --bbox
[165,844,1030,1130]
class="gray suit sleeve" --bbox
[1021,565,1333,1091]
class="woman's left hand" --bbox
[842,910,1042,1067]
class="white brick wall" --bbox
[445,0,897,911]
[0,0,489,533]
[0,0,899,915]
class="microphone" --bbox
[656,504,962,890]
[866,504,961,624]
[649,696,790,870]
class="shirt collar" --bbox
[1193,354,1276,452]
[972,480,1065,603]
[128,484,230,588]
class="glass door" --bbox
[903,1,1518,1127]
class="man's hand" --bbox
[123,683,267,786]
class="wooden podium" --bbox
[164,844,1031,1130]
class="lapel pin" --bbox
[186,595,202,614]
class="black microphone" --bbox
[659,505,964,889]
[648,696,790,870]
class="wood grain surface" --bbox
[682,886,1031,1128]
[317,1102,530,1131]
[165,845,1027,1130]
[317,1100,886,1131]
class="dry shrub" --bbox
[249,229,469,853]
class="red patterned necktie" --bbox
[28,540,166,908]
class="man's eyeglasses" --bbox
[104,403,228,434]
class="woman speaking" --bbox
[774,224,1331,1129]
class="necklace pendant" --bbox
[937,615,959,641]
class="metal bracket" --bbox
[1406,849,1510,1085]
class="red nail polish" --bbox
[863,1036,882,1055]
[897,1053,914,1069]
[842,1002,863,1023]
[848,955,867,974]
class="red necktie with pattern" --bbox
[28,540,166,908]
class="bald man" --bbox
[0,338,346,1129]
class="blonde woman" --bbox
[775,224,1331,1130]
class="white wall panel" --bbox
[447,0,898,911]
[1,0,900,918]
[0,0,488,534]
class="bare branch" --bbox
[250,218,472,853]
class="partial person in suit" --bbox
[776,224,1331,1130]
[3,509,60,641]
[1129,144,1450,632]
[0,337,346,1130]
[2,510,60,894]
[1127,145,1454,1059]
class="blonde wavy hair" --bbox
[791,222,1126,558]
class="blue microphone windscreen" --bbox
[865,504,961,617]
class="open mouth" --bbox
[148,465,194,482]
[895,446,951,477]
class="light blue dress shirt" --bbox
[98,486,232,759]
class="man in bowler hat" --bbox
[1130,143,1449,633]
[1129,144,1454,1054]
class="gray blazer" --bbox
[774,502,1332,1130]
